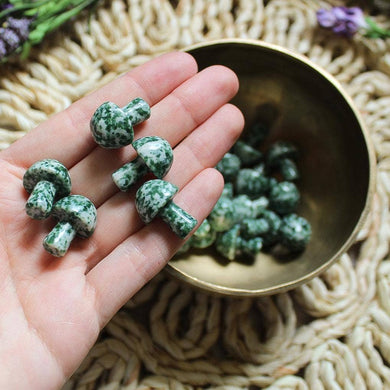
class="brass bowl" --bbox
[167,39,375,296]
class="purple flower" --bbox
[0,27,21,52]
[0,39,7,58]
[6,17,31,40]
[317,6,368,37]
[0,16,32,58]
[0,3,14,11]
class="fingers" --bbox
[86,168,224,327]
[64,103,243,270]
[68,65,239,206]
[1,52,198,170]
[164,103,244,187]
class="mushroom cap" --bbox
[231,194,254,223]
[279,213,311,252]
[269,181,300,215]
[233,140,263,166]
[90,102,134,148]
[258,209,282,246]
[235,168,269,198]
[215,152,241,182]
[191,219,216,249]
[208,197,235,232]
[133,136,173,179]
[266,141,298,168]
[23,159,71,198]
[51,195,97,238]
[135,179,178,224]
[216,224,240,261]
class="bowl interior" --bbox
[167,40,373,295]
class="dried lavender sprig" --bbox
[6,16,31,40]
[317,6,390,39]
[0,0,100,62]
[0,15,32,59]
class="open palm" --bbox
[0,52,243,389]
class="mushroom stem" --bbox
[112,156,149,191]
[159,201,197,239]
[43,221,77,257]
[123,97,151,126]
[26,180,56,220]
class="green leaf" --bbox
[364,17,390,39]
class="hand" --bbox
[0,52,243,389]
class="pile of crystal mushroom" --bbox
[178,123,311,261]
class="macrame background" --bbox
[1,0,390,388]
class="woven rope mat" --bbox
[1,0,390,388]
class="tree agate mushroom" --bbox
[279,213,311,252]
[191,219,216,249]
[215,152,241,182]
[280,158,299,181]
[259,209,283,246]
[269,181,300,215]
[215,224,240,260]
[90,97,151,148]
[232,194,268,223]
[112,136,173,191]
[266,141,298,168]
[23,159,71,220]
[208,197,235,232]
[216,225,263,261]
[235,168,269,198]
[171,131,312,261]
[240,217,270,239]
[233,140,263,166]
[43,195,97,257]
[221,182,234,198]
[135,179,197,239]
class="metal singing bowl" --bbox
[166,39,375,296]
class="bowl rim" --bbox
[166,38,376,296]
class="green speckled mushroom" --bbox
[90,97,151,148]
[279,213,311,252]
[233,140,263,166]
[191,219,216,248]
[240,236,263,257]
[221,182,234,198]
[280,158,300,181]
[231,194,268,224]
[232,195,254,223]
[259,209,283,247]
[266,141,298,168]
[112,136,173,191]
[216,225,263,261]
[240,217,270,239]
[23,159,71,220]
[208,197,235,232]
[216,224,240,261]
[43,195,97,257]
[235,168,269,198]
[269,181,300,215]
[135,179,197,239]
[215,152,241,182]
